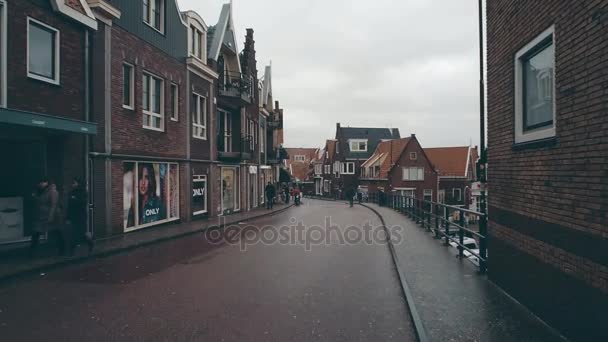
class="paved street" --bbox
[0,200,415,342]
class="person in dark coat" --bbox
[265,182,276,210]
[345,186,356,208]
[30,177,65,256]
[66,177,94,255]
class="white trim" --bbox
[0,0,6,108]
[50,0,98,30]
[410,152,417,160]
[87,0,121,21]
[192,92,207,140]
[464,146,471,178]
[27,17,61,85]
[453,188,462,201]
[514,25,556,144]
[348,139,368,152]
[170,82,179,121]
[341,162,355,175]
[122,62,135,110]
[142,72,165,131]
[402,167,424,181]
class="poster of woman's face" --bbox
[138,163,166,225]
[123,163,136,229]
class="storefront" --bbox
[248,165,258,210]
[192,174,208,216]
[122,161,180,232]
[220,166,240,214]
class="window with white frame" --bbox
[294,155,306,162]
[410,152,417,160]
[170,83,178,121]
[192,93,206,139]
[349,139,368,152]
[334,161,341,178]
[515,26,555,144]
[142,73,164,131]
[324,165,331,174]
[323,180,330,192]
[123,63,134,109]
[423,189,433,202]
[143,0,164,32]
[249,120,255,150]
[314,164,322,175]
[27,18,60,84]
[402,167,424,181]
[453,188,462,201]
[341,162,355,174]
[190,25,205,60]
[259,121,265,153]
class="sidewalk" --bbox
[0,204,292,282]
[362,203,566,342]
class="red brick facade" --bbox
[487,0,608,339]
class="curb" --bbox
[0,205,294,285]
[359,203,429,342]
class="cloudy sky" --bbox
[179,0,483,149]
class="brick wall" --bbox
[388,138,438,201]
[7,0,86,120]
[109,25,188,158]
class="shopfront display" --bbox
[123,162,179,232]
[221,167,240,214]
[192,175,207,215]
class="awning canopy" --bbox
[0,108,97,135]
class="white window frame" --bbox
[315,164,322,175]
[249,120,255,150]
[402,167,424,181]
[143,0,165,33]
[170,83,178,121]
[514,25,556,144]
[341,162,355,175]
[192,92,207,140]
[453,188,462,201]
[27,17,60,85]
[142,72,165,131]
[323,180,330,192]
[122,63,135,110]
[324,165,331,174]
[294,155,306,162]
[410,152,417,160]
[423,189,433,201]
[192,175,208,215]
[219,109,232,152]
[259,121,265,154]
[189,24,206,61]
[349,139,368,152]
[0,1,6,107]
[438,190,446,204]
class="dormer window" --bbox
[349,139,368,152]
[294,155,306,162]
[143,0,164,33]
[190,25,205,60]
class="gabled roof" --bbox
[261,65,273,108]
[362,138,411,179]
[323,140,337,163]
[338,126,401,159]
[208,2,242,71]
[424,146,471,177]
[53,0,97,29]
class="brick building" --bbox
[486,1,608,339]
[360,135,438,202]
[424,146,477,206]
[316,139,337,197]
[284,148,319,193]
[0,0,97,244]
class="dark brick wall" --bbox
[108,25,187,158]
[189,72,212,161]
[487,0,608,338]
[388,138,438,201]
[7,0,86,120]
[438,178,469,205]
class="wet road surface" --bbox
[0,199,415,341]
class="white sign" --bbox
[0,197,24,243]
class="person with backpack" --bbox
[30,177,65,257]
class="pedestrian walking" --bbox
[357,186,363,204]
[265,182,276,210]
[345,186,355,208]
[284,186,290,204]
[65,177,94,255]
[30,177,65,257]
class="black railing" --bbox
[218,71,254,100]
[217,135,254,161]
[267,147,288,164]
[367,193,488,273]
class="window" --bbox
[410,152,417,160]
[169,83,178,121]
[294,155,306,162]
[259,122,265,153]
[249,120,255,150]
[190,25,204,60]
[192,175,207,215]
[122,64,134,109]
[315,164,322,175]
[341,162,355,174]
[323,180,330,192]
[142,73,164,131]
[219,110,232,152]
[438,190,445,204]
[192,93,206,139]
[515,26,555,144]
[27,18,60,84]
[143,0,164,32]
[324,165,331,174]
[424,189,433,202]
[349,139,368,152]
[402,167,424,181]
[453,188,462,201]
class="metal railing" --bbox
[218,71,254,99]
[367,193,488,273]
[217,135,254,159]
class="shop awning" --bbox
[0,108,97,135]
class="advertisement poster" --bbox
[138,163,166,225]
[192,175,207,215]
[169,164,179,219]
[0,197,24,243]
[123,163,136,229]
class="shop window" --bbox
[192,175,207,215]
[27,17,60,84]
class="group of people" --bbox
[263,182,302,209]
[30,177,94,257]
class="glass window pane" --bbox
[143,75,150,111]
[523,42,554,130]
[153,78,161,113]
[143,0,150,23]
[123,65,131,106]
[29,23,55,79]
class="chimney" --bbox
[411,133,416,138]
[275,100,280,109]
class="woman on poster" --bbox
[138,164,165,225]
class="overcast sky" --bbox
[179,0,482,149]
